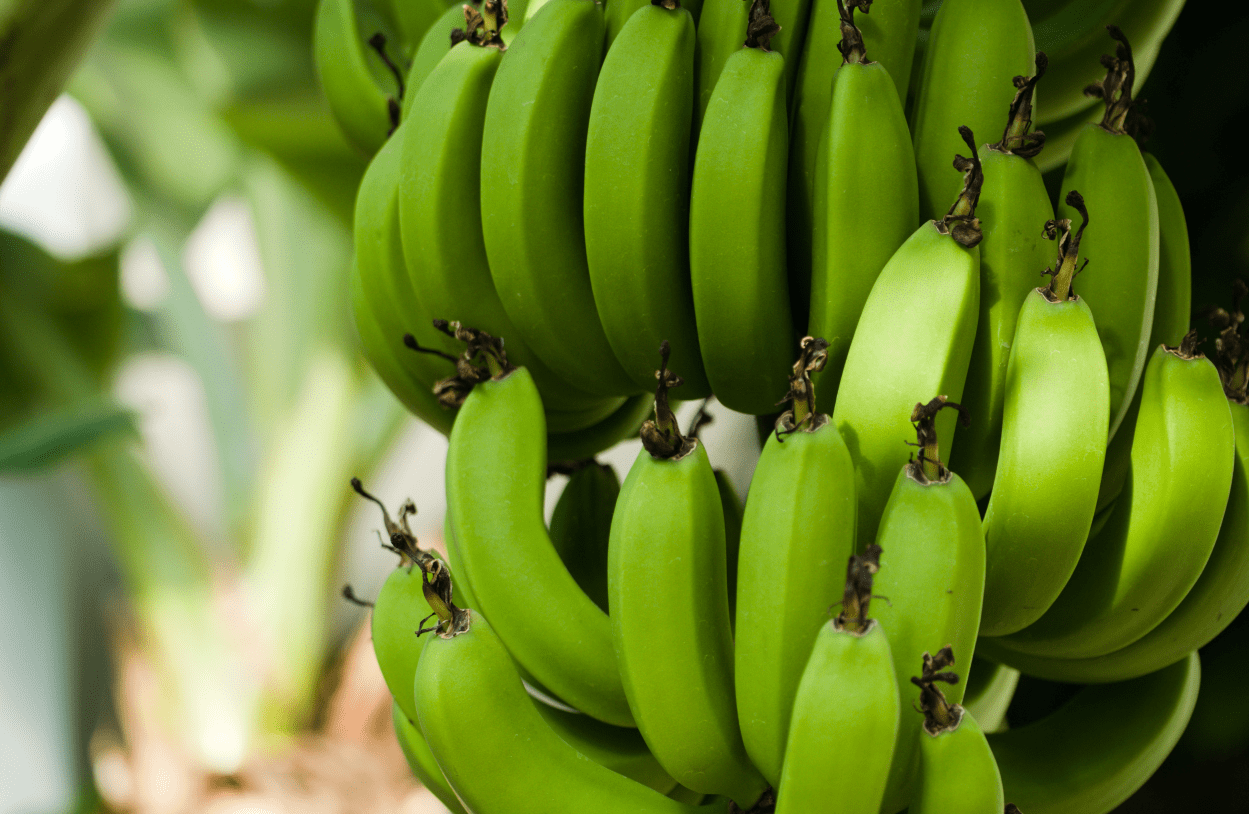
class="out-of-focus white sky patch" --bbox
[184,194,267,322]
[0,96,132,260]
[113,353,224,542]
[120,234,171,311]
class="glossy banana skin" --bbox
[947,149,1055,499]
[871,467,984,814]
[911,712,1004,814]
[314,0,401,155]
[1143,152,1192,349]
[414,611,713,814]
[734,420,857,787]
[481,0,640,397]
[1058,124,1160,440]
[769,0,814,100]
[808,59,918,399]
[979,291,1109,637]
[548,462,619,614]
[609,442,767,805]
[689,46,793,415]
[402,3,483,121]
[910,0,1035,220]
[774,620,900,814]
[831,223,979,552]
[446,369,635,726]
[584,4,710,396]
[547,394,656,462]
[979,401,1249,683]
[990,652,1200,814]
[535,703,680,794]
[399,41,613,414]
[692,0,750,127]
[992,346,1235,659]
[392,702,470,814]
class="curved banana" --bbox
[990,652,1200,814]
[910,0,1035,221]
[870,399,985,814]
[392,702,470,814]
[978,192,1110,637]
[583,1,710,396]
[604,0,648,49]
[314,0,403,154]
[960,657,1018,734]
[443,340,634,726]
[689,8,793,415]
[692,0,751,128]
[788,0,920,310]
[715,469,744,622]
[992,336,1235,659]
[734,338,857,787]
[1056,27,1160,440]
[768,0,813,99]
[807,0,919,400]
[480,0,640,397]
[401,3,485,120]
[947,54,1057,499]
[830,127,980,552]
[413,603,712,814]
[608,345,768,806]
[774,546,899,814]
[908,648,1005,814]
[535,703,680,795]
[547,393,656,462]
[398,28,617,415]
[548,461,619,614]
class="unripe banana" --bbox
[908,649,1005,814]
[978,193,1110,637]
[991,337,1235,660]
[313,0,404,154]
[402,3,486,121]
[910,0,1035,221]
[990,653,1200,814]
[480,0,640,397]
[443,339,634,726]
[830,128,981,552]
[788,0,920,303]
[807,1,918,397]
[734,338,857,787]
[947,54,1056,499]
[774,546,899,814]
[689,10,794,415]
[1056,27,1160,440]
[960,657,1018,734]
[692,0,751,126]
[608,345,768,806]
[547,394,656,462]
[768,0,813,99]
[392,702,470,814]
[584,1,710,396]
[413,602,712,814]
[715,469,743,621]
[870,399,985,814]
[534,703,680,794]
[548,461,619,613]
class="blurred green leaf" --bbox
[0,399,136,472]
[0,0,117,181]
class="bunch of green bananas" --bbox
[318,0,1245,811]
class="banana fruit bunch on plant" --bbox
[314,0,1240,811]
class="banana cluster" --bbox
[321,0,1231,811]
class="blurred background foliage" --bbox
[2,0,1248,812]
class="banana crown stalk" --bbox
[639,340,696,460]
[773,335,831,439]
[906,395,970,485]
[1041,189,1090,303]
[910,646,962,736]
[453,0,510,48]
[990,51,1047,159]
[835,0,873,65]
[1212,280,1249,402]
[833,542,883,635]
[415,545,472,639]
[745,0,782,51]
[1084,25,1138,136]
[936,125,986,249]
[405,319,515,408]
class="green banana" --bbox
[961,657,1019,734]
[443,339,634,726]
[715,469,743,622]
[870,399,985,814]
[991,337,1235,659]
[947,54,1057,499]
[788,0,920,310]
[1056,26,1160,440]
[583,1,710,396]
[768,0,813,99]
[401,2,485,120]
[774,546,899,814]
[908,648,1005,814]
[977,310,1249,683]
[608,345,768,806]
[978,192,1110,637]
[1030,0,1187,126]
[535,703,680,794]
[398,28,619,416]
[480,0,640,397]
[807,0,919,399]
[548,461,619,613]
[830,127,981,552]
[990,653,1200,814]
[689,8,793,415]
[413,601,713,813]
[547,394,657,462]
[910,0,1035,221]
[693,0,751,127]
[393,702,470,814]
[734,338,857,787]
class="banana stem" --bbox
[909,646,964,736]
[775,336,830,440]
[745,0,781,50]
[419,558,471,638]
[937,126,984,248]
[907,396,968,484]
[992,52,1046,157]
[835,0,873,65]
[834,544,882,634]
[639,340,695,459]
[1043,190,1090,303]
[1087,25,1137,135]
